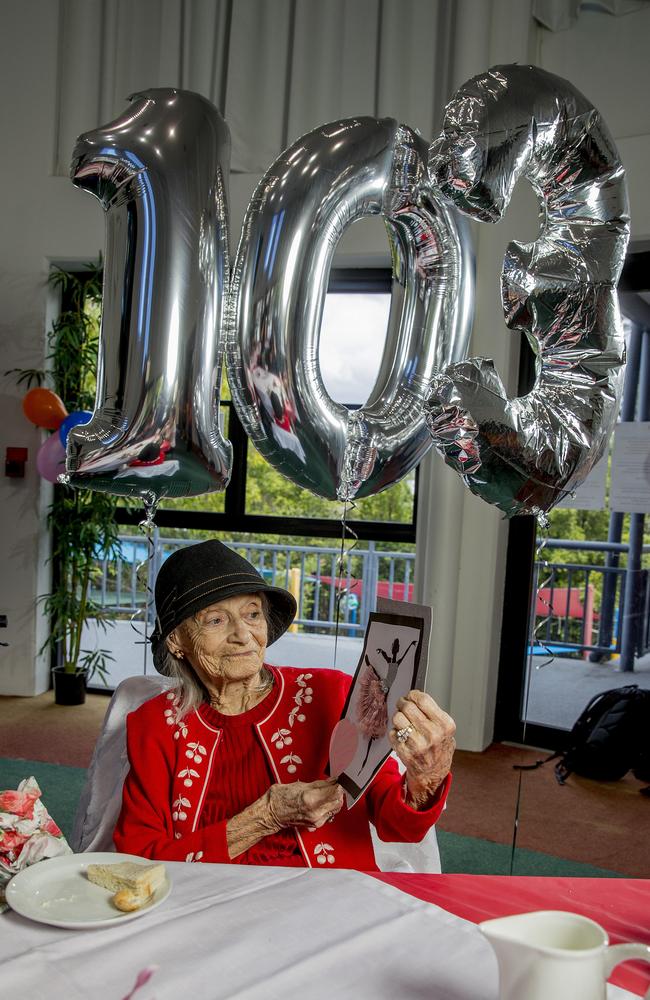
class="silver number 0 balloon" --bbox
[426,65,629,517]
[227,117,473,501]
[67,89,232,501]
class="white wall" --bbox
[1,1,649,758]
[0,2,106,695]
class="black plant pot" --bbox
[52,666,87,706]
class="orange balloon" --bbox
[22,387,68,430]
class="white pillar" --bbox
[415,0,539,749]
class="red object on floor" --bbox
[371,873,650,996]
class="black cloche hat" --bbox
[150,539,297,673]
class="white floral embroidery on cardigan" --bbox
[185,741,206,763]
[163,699,225,844]
[164,691,188,740]
[172,796,191,822]
[276,673,314,775]
[271,727,292,748]
[178,766,200,788]
[314,842,335,864]
[294,673,313,707]
[164,698,211,823]
[280,752,302,774]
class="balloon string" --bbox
[527,519,559,672]
[128,492,159,676]
[509,513,555,875]
[333,500,359,671]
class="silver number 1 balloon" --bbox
[227,117,473,501]
[426,65,629,517]
[66,88,232,502]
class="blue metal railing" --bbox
[533,540,650,661]
[90,534,650,664]
[91,533,415,637]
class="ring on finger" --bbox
[396,725,414,744]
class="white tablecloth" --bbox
[0,864,637,1000]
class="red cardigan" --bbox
[114,665,450,870]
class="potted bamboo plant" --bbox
[9,263,121,704]
[47,485,120,705]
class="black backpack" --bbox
[516,684,650,791]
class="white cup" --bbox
[480,909,650,1000]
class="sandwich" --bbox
[86,860,166,912]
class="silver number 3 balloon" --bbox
[426,65,629,517]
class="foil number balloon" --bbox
[227,118,473,501]
[67,89,232,502]
[425,65,629,517]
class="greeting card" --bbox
[329,598,432,807]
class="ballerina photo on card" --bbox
[356,636,418,773]
[332,612,425,806]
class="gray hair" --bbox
[160,591,279,723]
[160,652,208,722]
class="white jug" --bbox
[479,910,650,1000]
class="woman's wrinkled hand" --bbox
[388,690,456,809]
[264,778,344,832]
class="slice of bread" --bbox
[86,861,166,896]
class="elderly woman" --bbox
[114,540,456,870]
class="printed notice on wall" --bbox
[558,451,608,510]
[609,422,650,513]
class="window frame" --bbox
[115,267,418,545]
[493,250,650,749]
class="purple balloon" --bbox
[59,410,92,447]
[37,433,67,483]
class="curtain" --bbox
[532,0,650,32]
[53,0,482,176]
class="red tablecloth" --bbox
[372,874,650,996]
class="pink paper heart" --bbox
[329,718,359,777]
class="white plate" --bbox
[5,851,172,929]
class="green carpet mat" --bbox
[436,830,624,878]
[0,758,624,876]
